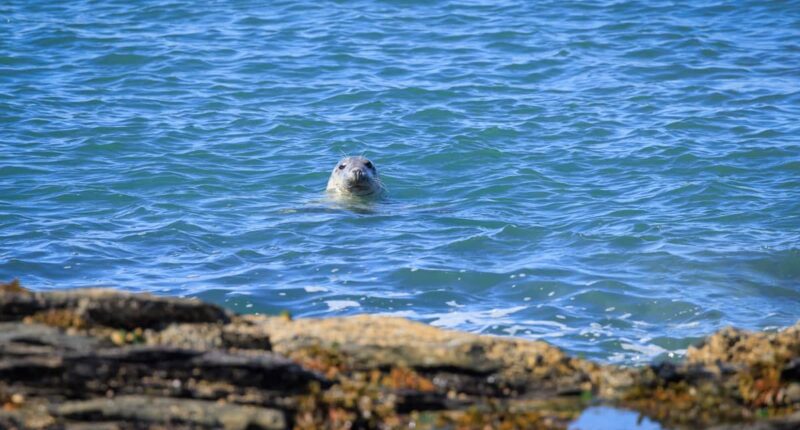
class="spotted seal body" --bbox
[326,156,384,198]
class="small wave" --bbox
[326,300,361,312]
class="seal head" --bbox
[326,156,383,197]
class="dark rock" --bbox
[652,361,681,384]
[1,343,327,398]
[56,395,286,430]
[394,390,454,413]
[0,322,105,356]
[0,287,232,329]
[707,411,800,430]
[0,288,47,322]
[425,370,513,397]
[649,361,720,387]
[221,325,273,350]
[782,358,800,382]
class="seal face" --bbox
[326,156,384,197]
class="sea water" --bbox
[1,0,799,363]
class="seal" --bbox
[326,156,384,198]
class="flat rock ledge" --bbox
[1,280,798,430]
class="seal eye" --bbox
[365,161,374,170]
[338,164,346,170]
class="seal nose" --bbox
[353,168,364,181]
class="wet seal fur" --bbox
[326,156,385,198]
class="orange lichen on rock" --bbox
[25,309,87,330]
[0,279,26,294]
[380,367,436,392]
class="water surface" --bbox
[2,0,799,363]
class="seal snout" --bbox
[326,155,384,198]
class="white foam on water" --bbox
[579,322,614,338]
[519,319,575,339]
[422,306,528,330]
[304,286,329,293]
[620,341,668,359]
[488,306,526,318]
[502,324,528,336]
[673,321,700,328]
[373,291,412,298]
[325,300,361,311]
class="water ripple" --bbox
[2,0,800,363]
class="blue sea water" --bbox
[1,0,799,363]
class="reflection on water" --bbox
[569,407,663,430]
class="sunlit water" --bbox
[2,0,799,363]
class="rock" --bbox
[2,281,800,429]
[145,321,274,351]
[707,411,800,430]
[243,314,602,397]
[785,383,800,404]
[782,358,800,382]
[56,395,285,430]
[687,325,800,369]
[0,403,55,429]
[1,340,327,399]
[0,286,232,329]
[0,322,106,356]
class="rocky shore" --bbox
[1,279,798,429]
